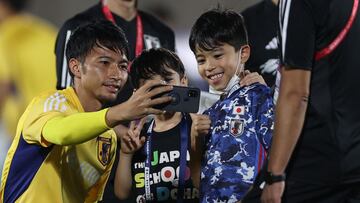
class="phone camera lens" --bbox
[169,93,180,105]
[188,90,198,97]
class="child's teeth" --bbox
[211,73,222,80]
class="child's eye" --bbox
[197,59,205,65]
[165,78,173,83]
[214,54,223,59]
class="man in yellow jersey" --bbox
[0,20,173,203]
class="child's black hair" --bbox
[189,8,248,53]
[130,48,185,89]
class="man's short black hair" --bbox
[130,48,185,89]
[66,20,129,78]
[0,0,28,12]
[189,8,248,53]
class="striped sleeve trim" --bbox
[279,0,292,62]
[60,30,72,88]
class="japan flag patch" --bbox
[232,106,245,115]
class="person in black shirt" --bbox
[244,0,360,202]
[115,48,204,202]
[54,1,175,202]
[55,0,175,103]
[242,0,279,88]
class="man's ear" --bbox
[180,75,189,86]
[240,45,251,64]
[68,58,82,78]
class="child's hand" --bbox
[240,70,267,87]
[190,114,211,137]
[115,118,146,154]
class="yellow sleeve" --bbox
[22,92,110,147]
[42,109,110,145]
[21,95,64,147]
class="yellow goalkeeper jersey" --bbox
[0,87,117,203]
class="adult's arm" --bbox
[40,81,172,146]
[261,67,311,203]
[42,109,110,145]
[269,67,311,172]
[261,0,318,201]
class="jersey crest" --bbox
[230,118,244,137]
[97,137,112,166]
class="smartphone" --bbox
[152,85,200,113]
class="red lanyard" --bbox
[101,0,144,58]
[315,0,359,61]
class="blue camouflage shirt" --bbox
[200,83,274,203]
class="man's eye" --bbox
[100,61,110,65]
[118,64,128,71]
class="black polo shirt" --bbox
[279,0,360,184]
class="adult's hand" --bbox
[240,70,267,87]
[261,181,285,203]
[106,80,173,127]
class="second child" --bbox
[189,9,274,202]
[114,48,200,202]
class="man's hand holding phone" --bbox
[150,85,201,113]
[106,80,174,127]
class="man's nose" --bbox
[108,64,123,80]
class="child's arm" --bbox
[114,119,146,199]
[189,114,211,188]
